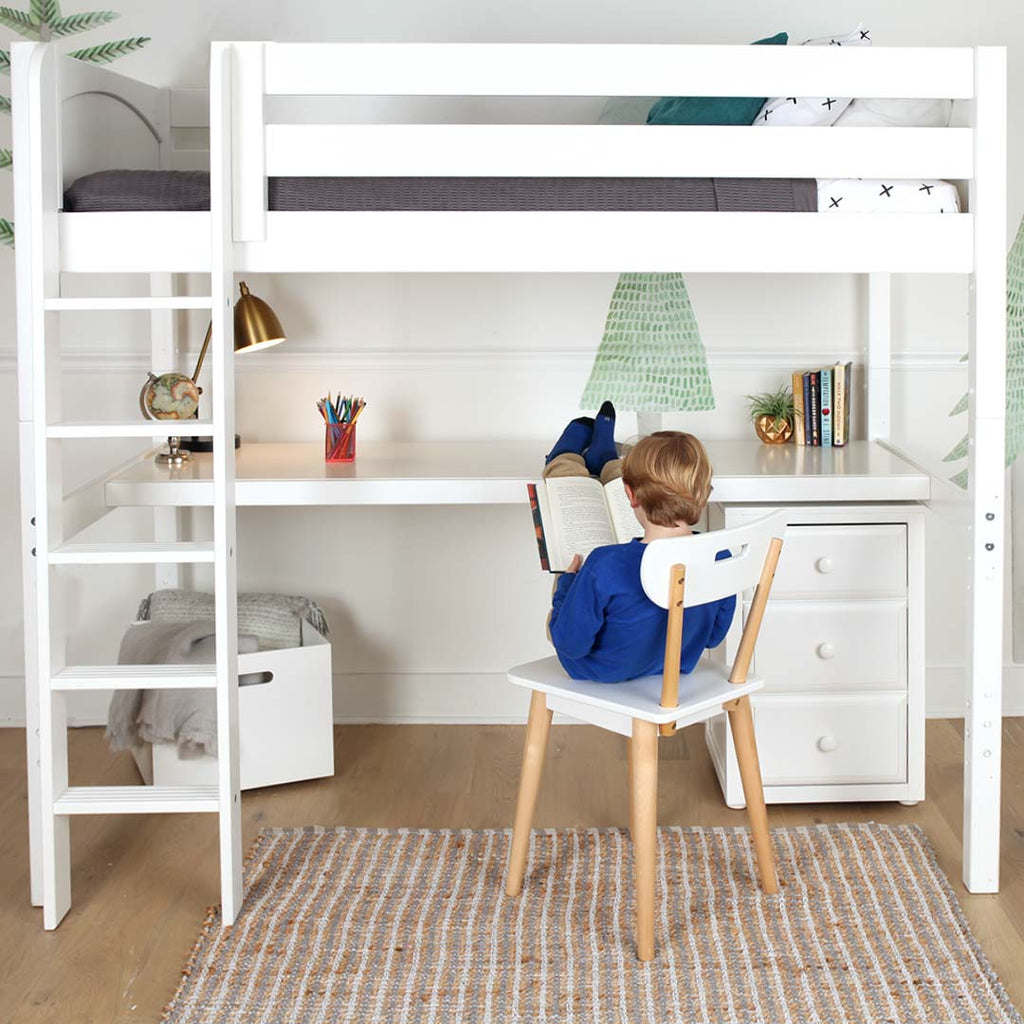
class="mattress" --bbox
[63,170,818,213]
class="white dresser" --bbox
[706,503,925,806]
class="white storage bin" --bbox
[133,619,334,791]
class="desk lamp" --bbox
[180,281,288,455]
[580,272,715,435]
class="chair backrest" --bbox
[639,510,787,732]
[639,510,788,609]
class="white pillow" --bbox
[754,25,871,127]
[834,97,953,127]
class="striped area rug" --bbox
[164,824,1021,1024]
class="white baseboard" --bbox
[1,667,1022,727]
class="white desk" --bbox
[98,436,930,810]
[104,439,930,508]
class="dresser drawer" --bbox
[770,524,906,597]
[754,693,907,786]
[750,600,906,692]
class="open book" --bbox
[527,476,642,572]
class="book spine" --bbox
[526,483,551,572]
[808,371,820,446]
[820,368,833,447]
[835,360,843,444]
[843,361,853,444]
[803,373,813,445]
[791,370,806,445]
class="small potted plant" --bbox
[746,385,795,444]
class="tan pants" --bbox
[542,451,623,485]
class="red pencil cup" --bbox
[325,422,356,462]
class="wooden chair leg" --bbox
[628,734,637,839]
[630,718,659,962]
[506,690,553,897]
[726,695,778,894]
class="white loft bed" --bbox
[14,40,1006,930]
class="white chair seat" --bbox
[507,656,763,728]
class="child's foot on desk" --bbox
[585,400,618,476]
[545,416,594,464]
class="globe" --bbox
[139,372,200,421]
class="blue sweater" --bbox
[549,539,736,683]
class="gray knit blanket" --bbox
[106,591,330,756]
[136,589,329,650]
[106,619,259,757]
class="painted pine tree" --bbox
[0,2,150,244]
[943,214,1024,488]
[580,272,715,413]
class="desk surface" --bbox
[103,440,930,507]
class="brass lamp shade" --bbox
[234,281,286,354]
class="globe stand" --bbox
[179,432,241,453]
[155,436,191,466]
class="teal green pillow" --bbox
[646,33,788,126]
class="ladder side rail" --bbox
[210,41,243,925]
[15,41,71,928]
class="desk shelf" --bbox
[103,440,930,508]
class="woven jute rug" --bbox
[164,823,1022,1024]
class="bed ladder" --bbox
[14,41,243,929]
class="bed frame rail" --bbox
[228,42,979,243]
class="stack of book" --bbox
[792,362,853,447]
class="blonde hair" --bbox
[621,431,713,527]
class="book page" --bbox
[604,476,643,543]
[545,476,617,569]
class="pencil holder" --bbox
[325,422,356,462]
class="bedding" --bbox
[755,25,871,127]
[64,170,819,212]
[818,178,960,214]
[646,31,789,126]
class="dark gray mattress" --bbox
[63,170,818,214]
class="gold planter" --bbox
[754,415,793,445]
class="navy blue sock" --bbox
[585,401,618,476]
[545,417,594,464]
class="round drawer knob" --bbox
[817,642,836,660]
[816,557,834,574]
[817,735,839,753]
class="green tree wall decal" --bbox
[580,272,716,414]
[943,214,1024,489]
[0,1,150,244]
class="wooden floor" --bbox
[1,719,1023,1022]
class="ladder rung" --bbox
[52,665,217,691]
[47,421,215,439]
[49,541,216,565]
[54,785,219,815]
[44,296,215,311]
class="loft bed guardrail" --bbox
[39,41,989,274]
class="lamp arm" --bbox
[191,321,213,387]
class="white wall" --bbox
[3,0,1024,725]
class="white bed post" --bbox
[15,41,71,928]
[231,42,266,243]
[963,46,1007,894]
[14,43,42,908]
[210,42,243,925]
[866,273,892,441]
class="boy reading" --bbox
[544,402,735,683]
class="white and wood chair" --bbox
[505,510,786,961]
